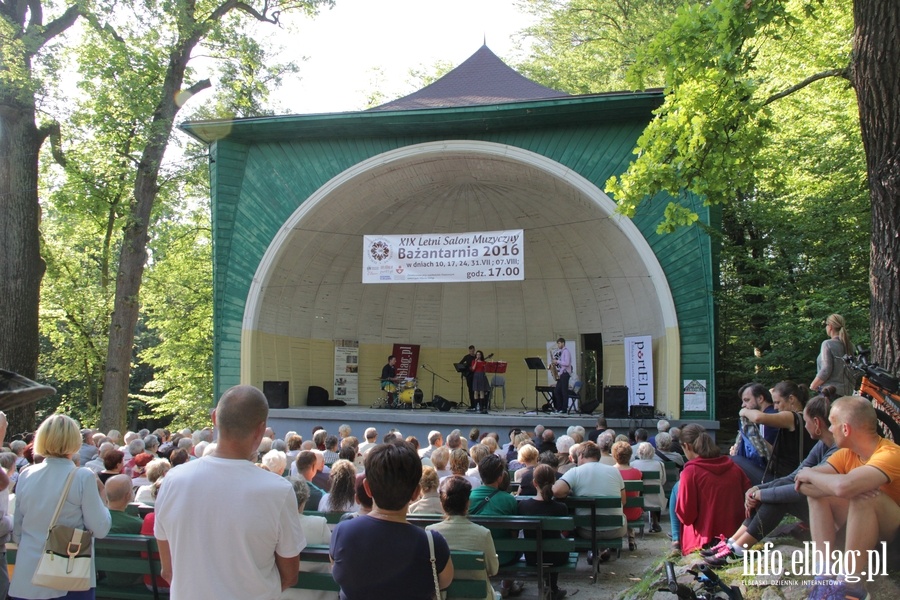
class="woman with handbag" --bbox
[11,414,111,600]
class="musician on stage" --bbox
[467,350,490,414]
[381,355,401,405]
[551,338,572,413]
[459,345,476,408]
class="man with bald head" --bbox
[155,385,305,599]
[796,396,900,599]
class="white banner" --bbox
[362,229,524,284]
[624,336,654,408]
[334,340,359,405]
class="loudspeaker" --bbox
[433,395,457,412]
[630,405,655,419]
[306,385,329,407]
[263,381,289,409]
[603,385,628,418]
[580,398,601,414]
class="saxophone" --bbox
[549,351,560,380]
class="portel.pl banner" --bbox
[624,336,654,408]
[362,229,524,284]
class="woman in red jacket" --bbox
[676,424,751,555]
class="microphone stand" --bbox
[419,364,448,408]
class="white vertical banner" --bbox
[334,340,359,405]
[624,336,654,408]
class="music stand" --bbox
[524,357,548,414]
[453,362,469,408]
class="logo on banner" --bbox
[368,238,392,263]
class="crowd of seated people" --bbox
[6,377,896,600]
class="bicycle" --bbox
[660,561,744,600]
[844,346,900,442]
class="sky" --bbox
[270,0,539,114]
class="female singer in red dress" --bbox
[470,351,490,414]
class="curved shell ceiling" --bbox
[254,149,666,350]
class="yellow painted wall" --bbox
[242,330,681,417]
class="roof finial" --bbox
[483,33,487,47]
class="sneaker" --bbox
[808,577,869,600]
[551,588,567,600]
[700,538,729,557]
[703,545,741,567]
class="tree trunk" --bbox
[853,0,900,374]
[0,95,44,436]
[99,50,192,433]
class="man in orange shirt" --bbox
[795,396,900,599]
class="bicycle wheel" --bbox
[875,408,900,442]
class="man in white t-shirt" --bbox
[552,440,626,541]
[155,385,305,599]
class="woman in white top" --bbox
[282,477,336,600]
[11,414,112,600]
[630,442,666,533]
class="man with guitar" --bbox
[551,338,572,413]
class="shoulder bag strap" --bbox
[469,488,500,515]
[47,469,78,532]
[426,529,441,600]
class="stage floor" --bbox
[266,404,718,446]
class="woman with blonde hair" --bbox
[810,313,854,395]
[11,414,112,600]
[408,466,443,515]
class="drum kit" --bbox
[374,377,424,409]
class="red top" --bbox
[676,455,751,555]
[617,466,644,521]
[472,359,486,373]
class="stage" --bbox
[265,404,719,446]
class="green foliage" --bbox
[138,203,214,429]
[515,0,684,93]
[519,0,869,410]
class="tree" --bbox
[1,0,85,433]
[515,0,684,93]
[138,203,213,429]
[70,0,333,433]
[605,0,899,373]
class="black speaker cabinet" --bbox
[263,381,289,409]
[306,385,329,407]
[433,395,457,412]
[603,385,628,419]
[630,405,655,419]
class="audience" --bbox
[675,424,750,555]
[408,466,443,515]
[612,441,643,551]
[630,442,666,533]
[796,395,900,599]
[318,460,359,513]
[730,383,778,484]
[703,390,837,567]
[426,477,499,600]
[518,464,570,600]
[330,441,453,599]
[552,441,625,563]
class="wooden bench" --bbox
[299,543,488,598]
[639,470,663,526]
[623,479,646,539]
[562,496,625,582]
[407,514,576,599]
[94,534,163,600]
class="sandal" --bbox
[629,539,637,551]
